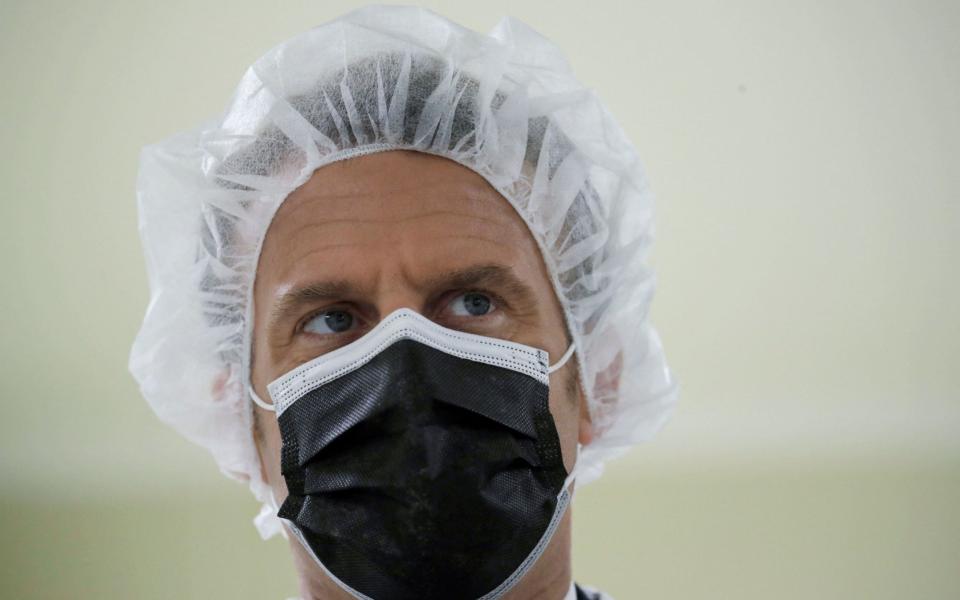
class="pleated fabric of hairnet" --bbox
[129,5,679,539]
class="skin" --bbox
[248,150,596,600]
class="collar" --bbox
[564,580,577,600]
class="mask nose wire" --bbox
[251,341,577,411]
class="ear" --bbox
[211,365,272,486]
[248,400,272,486]
[250,408,271,487]
[580,348,623,446]
[578,393,594,446]
[211,365,232,403]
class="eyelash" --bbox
[296,305,352,336]
[295,288,507,337]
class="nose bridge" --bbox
[372,253,429,319]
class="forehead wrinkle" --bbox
[274,165,512,226]
[272,209,515,240]
[264,208,527,271]
[280,243,382,271]
[258,242,375,295]
[289,161,495,199]
[422,234,523,246]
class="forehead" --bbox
[256,150,542,287]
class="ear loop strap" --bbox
[250,384,275,412]
[253,487,289,540]
[548,341,576,374]
[562,442,583,493]
[546,340,582,493]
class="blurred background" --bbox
[1,1,958,598]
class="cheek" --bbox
[257,413,289,500]
[547,376,581,474]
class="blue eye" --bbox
[304,310,355,335]
[449,292,495,317]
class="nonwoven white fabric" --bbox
[129,4,679,539]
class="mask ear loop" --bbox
[248,382,285,535]
[547,341,576,374]
[546,340,582,493]
[253,486,289,540]
[248,383,284,539]
[562,442,582,493]
[250,384,276,411]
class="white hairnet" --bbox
[129,4,679,539]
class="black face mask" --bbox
[252,308,578,600]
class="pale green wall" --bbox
[1,1,957,598]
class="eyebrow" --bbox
[266,263,539,333]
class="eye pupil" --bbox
[463,293,491,316]
[324,310,353,332]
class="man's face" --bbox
[249,150,590,593]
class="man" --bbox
[130,6,678,600]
